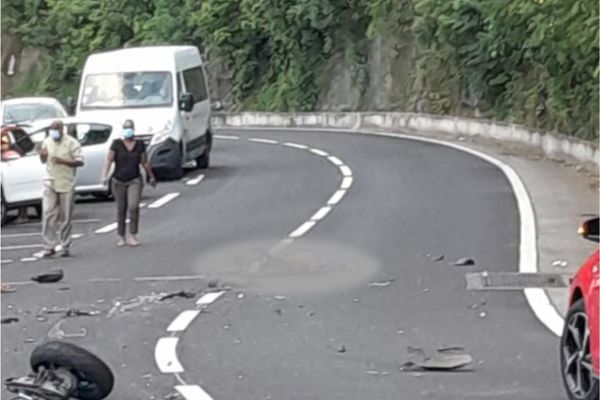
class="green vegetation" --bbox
[2,0,598,139]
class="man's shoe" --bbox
[41,249,56,258]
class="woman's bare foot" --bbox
[126,234,139,247]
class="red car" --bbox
[561,217,599,400]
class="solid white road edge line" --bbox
[230,126,562,336]
[289,221,317,238]
[175,385,214,400]
[167,310,201,332]
[155,337,184,373]
[186,175,205,186]
[148,192,181,209]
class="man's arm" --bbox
[54,139,84,168]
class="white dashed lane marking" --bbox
[327,156,343,166]
[339,165,352,177]
[289,221,317,238]
[167,310,201,332]
[310,206,332,221]
[327,189,346,205]
[94,222,118,234]
[310,148,329,157]
[196,291,225,306]
[214,134,240,140]
[148,192,181,209]
[175,385,214,400]
[155,338,184,373]
[283,142,309,150]
[186,175,205,186]
[341,176,353,190]
[248,138,279,145]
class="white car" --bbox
[1,97,69,131]
[1,126,44,225]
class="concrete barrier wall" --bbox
[212,112,599,167]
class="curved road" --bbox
[1,128,564,400]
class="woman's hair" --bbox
[123,119,135,129]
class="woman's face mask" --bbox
[49,129,61,142]
[122,128,135,139]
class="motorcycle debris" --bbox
[452,257,475,267]
[369,279,395,287]
[159,290,196,301]
[1,317,18,324]
[31,269,64,283]
[431,254,445,262]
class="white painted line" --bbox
[310,206,332,221]
[72,219,101,224]
[327,156,344,166]
[33,250,44,258]
[339,165,352,177]
[148,192,180,209]
[340,176,353,190]
[310,148,329,157]
[269,238,294,256]
[1,259,13,264]
[95,222,118,234]
[289,221,317,238]
[196,291,225,306]
[89,278,123,283]
[2,232,84,239]
[167,310,201,332]
[175,385,214,400]
[71,233,84,240]
[2,244,44,251]
[140,203,147,208]
[248,138,278,145]
[214,134,240,140]
[186,175,205,186]
[134,275,206,282]
[241,126,563,336]
[283,142,309,150]
[327,189,346,205]
[155,337,184,373]
[20,257,38,262]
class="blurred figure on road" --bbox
[2,128,31,223]
[38,120,84,257]
[101,119,156,247]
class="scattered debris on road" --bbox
[1,283,16,294]
[337,344,347,353]
[31,269,64,283]
[159,290,195,301]
[274,308,283,316]
[366,370,389,376]
[43,307,101,318]
[399,346,474,372]
[431,254,445,262]
[452,257,475,266]
[208,280,218,288]
[1,317,19,324]
[58,286,71,291]
[369,279,395,287]
[552,260,569,268]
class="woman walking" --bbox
[102,119,156,247]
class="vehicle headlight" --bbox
[150,120,173,146]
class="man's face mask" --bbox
[122,128,134,139]
[49,129,61,141]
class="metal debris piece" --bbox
[437,345,466,353]
[552,260,569,268]
[366,370,382,376]
[274,308,283,316]
[337,345,347,353]
[35,316,48,323]
[466,272,567,290]
[31,269,64,283]
[164,392,181,399]
[24,338,36,343]
[1,317,18,324]
[58,286,71,291]
[353,298,360,303]
[159,290,196,301]
[419,353,473,370]
[237,293,245,299]
[453,258,475,267]
[397,330,405,335]
[65,308,101,317]
[273,295,286,300]
[369,279,395,288]
[478,311,487,318]
[422,288,430,293]
[207,280,218,288]
[431,254,445,262]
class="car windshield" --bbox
[2,102,66,125]
[80,72,173,109]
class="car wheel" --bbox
[196,150,210,169]
[560,299,599,400]
[30,341,114,400]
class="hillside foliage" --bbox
[2,0,598,138]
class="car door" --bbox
[181,66,210,159]
[68,123,113,191]
[1,129,44,204]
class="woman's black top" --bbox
[110,139,145,182]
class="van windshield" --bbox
[80,72,173,109]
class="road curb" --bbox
[212,112,599,171]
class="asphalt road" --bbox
[1,128,566,400]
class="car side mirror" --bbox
[65,96,76,115]
[179,93,194,112]
[211,100,223,111]
[578,217,599,242]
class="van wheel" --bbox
[196,151,210,169]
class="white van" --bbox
[75,46,213,179]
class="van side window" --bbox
[182,67,208,103]
[177,72,183,98]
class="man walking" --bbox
[38,120,84,257]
